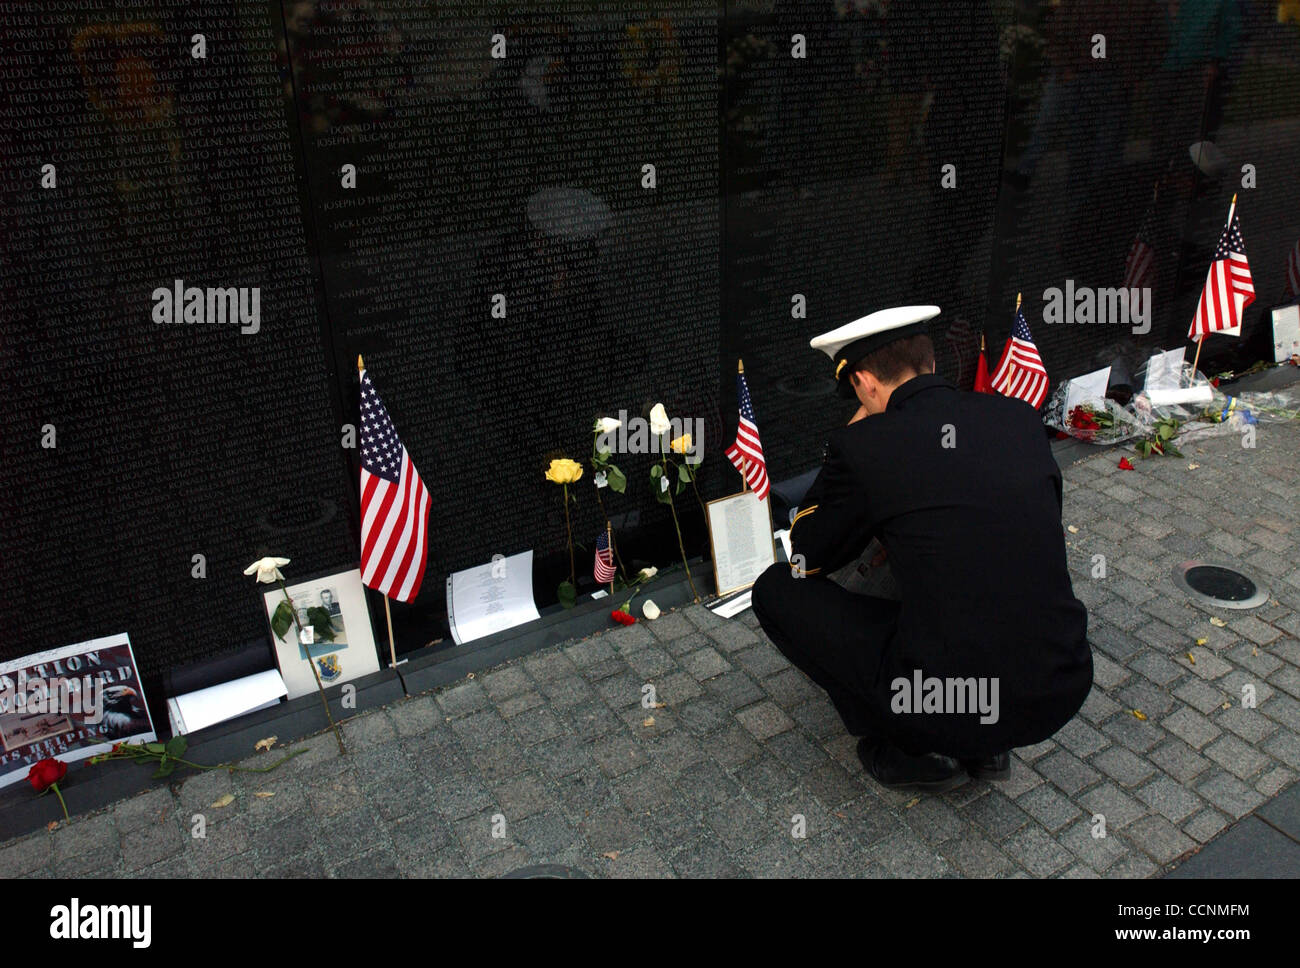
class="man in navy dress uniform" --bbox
[752,307,1092,791]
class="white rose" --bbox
[649,403,671,436]
[638,566,658,580]
[594,417,622,434]
[243,556,290,583]
[641,600,660,620]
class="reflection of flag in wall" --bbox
[944,315,979,389]
[359,367,432,602]
[1123,202,1156,317]
[1285,237,1300,300]
[725,365,770,501]
[1188,208,1254,341]
[990,306,1049,409]
[973,333,994,394]
[593,531,616,584]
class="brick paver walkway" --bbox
[4,420,1299,878]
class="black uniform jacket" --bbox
[791,374,1091,757]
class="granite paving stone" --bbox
[8,424,1300,878]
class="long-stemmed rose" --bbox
[245,556,346,754]
[648,404,699,602]
[669,432,708,518]
[28,758,69,821]
[91,736,305,778]
[590,417,629,579]
[545,458,584,607]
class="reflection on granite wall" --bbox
[2,1,1296,681]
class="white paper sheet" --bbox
[167,669,287,735]
[711,590,753,618]
[1273,305,1300,363]
[774,528,793,561]
[1063,366,1111,416]
[446,550,541,645]
[1144,347,1186,390]
[1147,385,1214,405]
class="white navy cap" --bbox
[810,305,940,398]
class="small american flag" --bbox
[1285,237,1300,300]
[725,366,769,501]
[990,305,1049,410]
[593,531,616,584]
[359,367,432,602]
[1189,207,1254,341]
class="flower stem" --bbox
[279,580,346,755]
[50,782,69,821]
[562,484,575,586]
[169,749,308,773]
[662,454,699,602]
[686,462,708,519]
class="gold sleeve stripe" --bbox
[788,504,821,574]
[791,504,819,525]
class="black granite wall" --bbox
[3,1,1296,680]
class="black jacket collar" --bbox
[886,373,955,412]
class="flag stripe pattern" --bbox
[725,370,770,501]
[1286,237,1300,300]
[1189,210,1254,340]
[593,531,616,584]
[360,368,432,602]
[990,307,1049,409]
[1123,202,1155,313]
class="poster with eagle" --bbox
[0,633,156,789]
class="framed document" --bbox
[260,567,380,699]
[705,490,777,597]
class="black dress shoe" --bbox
[858,739,969,793]
[960,752,1011,781]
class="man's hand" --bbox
[848,404,870,425]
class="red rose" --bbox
[1118,457,1134,470]
[27,758,67,793]
[611,609,635,626]
[1210,377,1220,387]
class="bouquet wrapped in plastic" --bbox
[1044,357,1299,447]
[1042,385,1149,444]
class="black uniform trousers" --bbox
[752,563,922,753]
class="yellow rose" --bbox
[669,434,692,454]
[545,458,583,485]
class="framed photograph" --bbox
[261,567,380,699]
[0,633,156,789]
[705,490,777,598]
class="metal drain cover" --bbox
[1172,561,1269,609]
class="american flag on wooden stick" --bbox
[990,304,1049,410]
[725,362,770,501]
[359,363,432,602]
[1189,205,1254,341]
[593,531,616,584]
